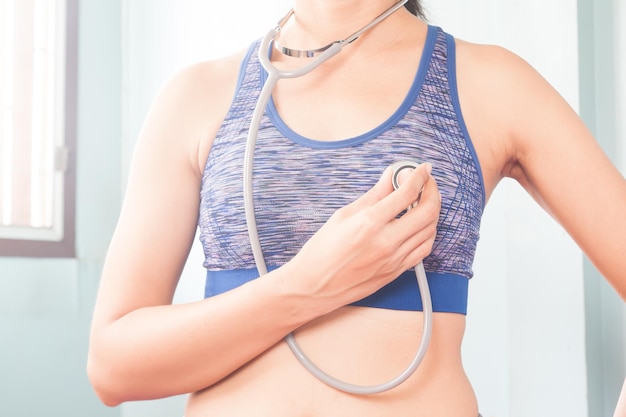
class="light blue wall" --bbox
[0,0,123,415]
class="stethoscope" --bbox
[242,0,433,395]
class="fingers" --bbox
[359,164,440,268]
[334,162,440,259]
[372,163,433,221]
[388,171,441,262]
[291,162,440,306]
[396,182,440,254]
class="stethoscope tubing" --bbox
[242,18,432,396]
[243,32,343,276]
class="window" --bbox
[0,0,76,257]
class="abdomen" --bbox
[186,307,478,417]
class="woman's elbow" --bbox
[87,350,125,407]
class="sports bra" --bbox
[198,26,485,315]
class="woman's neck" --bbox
[280,0,414,52]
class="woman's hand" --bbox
[282,163,440,312]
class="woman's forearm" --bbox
[87,268,318,406]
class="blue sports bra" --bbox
[198,26,485,315]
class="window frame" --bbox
[0,0,77,258]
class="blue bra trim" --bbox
[205,268,468,315]
[351,270,468,314]
[262,25,440,150]
[445,33,487,209]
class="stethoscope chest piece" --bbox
[390,160,421,190]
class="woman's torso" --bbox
[187,309,475,417]
[186,19,505,417]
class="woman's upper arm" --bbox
[92,58,240,327]
[485,46,626,298]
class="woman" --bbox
[87,0,626,416]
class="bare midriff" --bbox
[186,306,478,417]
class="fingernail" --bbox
[424,162,433,175]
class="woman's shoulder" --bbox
[452,34,574,144]
[156,48,248,125]
[452,37,543,93]
[139,47,250,175]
